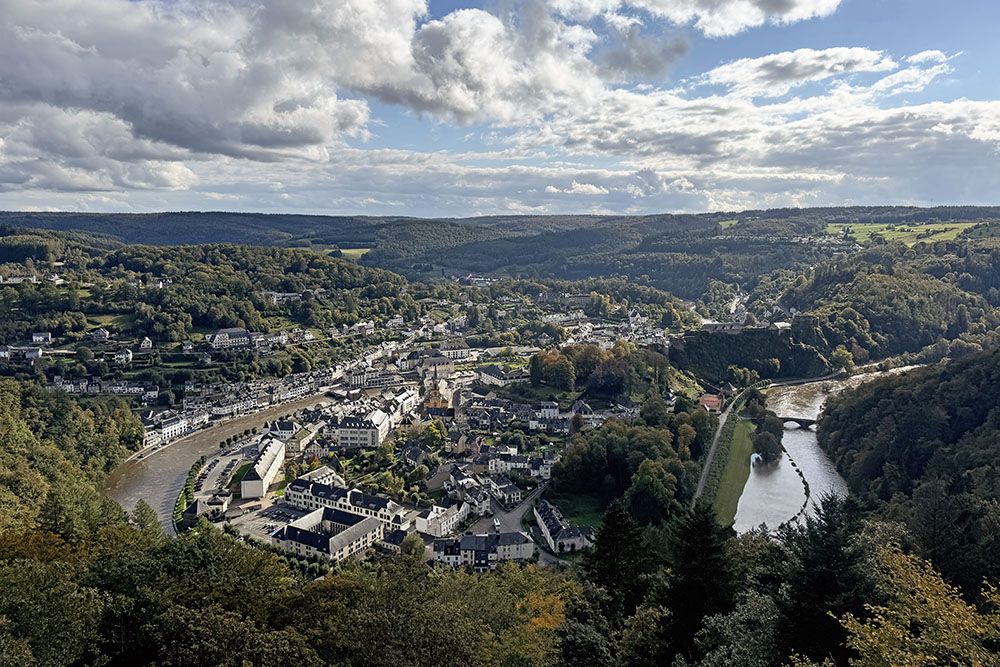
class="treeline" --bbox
[570,494,1000,666]
[670,329,830,382]
[0,242,418,345]
[553,403,714,524]
[782,242,1000,362]
[0,378,143,538]
[819,348,1000,593]
[0,514,572,667]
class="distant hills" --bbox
[5,207,1000,300]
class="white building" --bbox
[332,416,382,448]
[31,332,52,345]
[476,365,522,387]
[538,401,559,419]
[114,348,133,365]
[366,408,391,443]
[432,532,535,571]
[159,416,190,441]
[416,501,469,537]
[272,507,384,562]
[269,419,300,442]
[438,341,471,360]
[534,500,594,554]
[284,479,408,530]
[240,437,285,499]
[209,327,252,349]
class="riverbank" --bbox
[712,420,756,527]
[103,390,331,534]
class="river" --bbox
[732,368,914,533]
[103,392,331,534]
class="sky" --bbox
[1,0,999,216]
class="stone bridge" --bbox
[778,416,816,429]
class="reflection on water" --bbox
[733,369,913,533]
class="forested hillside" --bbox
[10,207,1000,302]
[0,241,416,345]
[819,349,1000,592]
[783,243,1000,362]
[0,378,143,537]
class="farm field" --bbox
[826,222,976,245]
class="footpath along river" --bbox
[103,392,331,535]
[733,367,915,533]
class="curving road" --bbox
[103,392,331,535]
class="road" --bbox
[471,483,546,534]
[468,483,569,566]
[691,394,741,506]
[103,391,331,535]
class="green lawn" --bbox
[87,313,135,328]
[339,247,371,260]
[713,420,756,528]
[719,219,739,229]
[546,492,606,529]
[826,222,976,245]
[491,382,581,407]
[228,462,252,497]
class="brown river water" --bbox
[103,393,331,534]
[733,367,916,533]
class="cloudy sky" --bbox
[1,0,998,216]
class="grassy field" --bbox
[719,219,739,229]
[492,384,583,409]
[826,222,976,245]
[546,492,606,529]
[228,462,252,497]
[87,313,135,329]
[667,366,704,400]
[713,420,756,527]
[339,247,371,260]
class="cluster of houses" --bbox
[206,326,318,352]
[441,460,536,518]
[432,532,535,571]
[271,467,412,562]
[465,395,601,435]
[49,377,160,402]
[138,368,340,448]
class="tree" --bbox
[131,499,166,543]
[546,356,576,391]
[657,503,736,662]
[838,547,1000,667]
[529,354,545,387]
[624,459,677,525]
[399,533,426,559]
[676,423,697,459]
[696,591,782,667]
[556,585,617,667]
[773,494,875,664]
[830,345,855,373]
[639,395,669,427]
[752,431,783,463]
[582,499,653,624]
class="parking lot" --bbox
[229,501,310,542]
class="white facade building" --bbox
[240,437,285,499]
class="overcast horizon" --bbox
[2,0,999,217]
